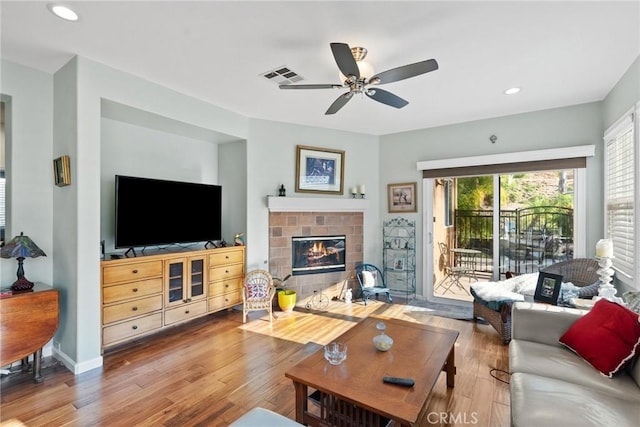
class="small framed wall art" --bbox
[388,182,417,213]
[53,155,71,187]
[534,272,563,305]
[295,145,345,194]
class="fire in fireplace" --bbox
[292,235,346,276]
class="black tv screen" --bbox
[115,175,222,249]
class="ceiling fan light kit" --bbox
[280,42,438,115]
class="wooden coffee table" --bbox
[285,316,459,426]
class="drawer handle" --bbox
[225,255,229,259]
[185,310,190,314]
[225,284,229,288]
[132,325,138,330]
[132,269,139,274]
[225,270,229,274]
[132,288,138,292]
[132,306,138,311]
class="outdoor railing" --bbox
[455,206,574,276]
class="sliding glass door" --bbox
[430,169,575,303]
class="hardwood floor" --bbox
[0,299,510,426]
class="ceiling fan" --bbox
[280,42,439,115]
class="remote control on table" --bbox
[383,376,415,387]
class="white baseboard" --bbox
[53,348,103,374]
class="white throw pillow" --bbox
[361,270,376,288]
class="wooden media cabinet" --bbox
[100,246,245,351]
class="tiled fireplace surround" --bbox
[268,198,365,302]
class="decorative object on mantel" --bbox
[53,155,71,187]
[350,185,365,199]
[295,145,344,195]
[0,232,47,291]
[593,238,624,304]
[387,182,417,213]
[278,184,286,197]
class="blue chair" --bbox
[355,264,393,305]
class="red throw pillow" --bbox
[559,299,640,377]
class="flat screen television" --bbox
[115,175,222,249]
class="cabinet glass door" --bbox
[189,257,205,298]
[167,261,184,303]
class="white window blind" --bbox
[604,108,637,285]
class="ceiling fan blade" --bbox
[330,42,360,79]
[369,59,438,85]
[280,83,343,90]
[365,88,409,109]
[325,92,354,115]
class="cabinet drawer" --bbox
[208,290,242,312]
[209,264,244,282]
[208,277,243,298]
[209,249,244,266]
[103,313,162,346]
[102,278,163,304]
[103,261,163,285]
[164,301,207,325]
[103,295,163,325]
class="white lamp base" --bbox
[594,257,624,304]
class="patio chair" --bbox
[472,257,600,343]
[242,269,276,323]
[355,264,393,306]
[435,242,470,295]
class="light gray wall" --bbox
[0,61,53,293]
[1,51,637,373]
[603,55,640,129]
[52,58,81,363]
[56,56,250,372]
[100,117,221,254]
[219,140,247,246]
[245,119,380,272]
[380,102,605,296]
[602,54,640,293]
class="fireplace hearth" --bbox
[292,235,346,276]
[268,210,362,301]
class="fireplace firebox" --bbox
[292,235,346,276]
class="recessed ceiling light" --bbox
[47,4,79,21]
[504,87,521,95]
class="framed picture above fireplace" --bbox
[295,145,345,194]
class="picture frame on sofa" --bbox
[534,272,563,305]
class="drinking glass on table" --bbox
[324,342,347,365]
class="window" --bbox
[604,105,639,287]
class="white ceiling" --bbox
[2,1,639,136]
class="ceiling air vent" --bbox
[261,66,303,85]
